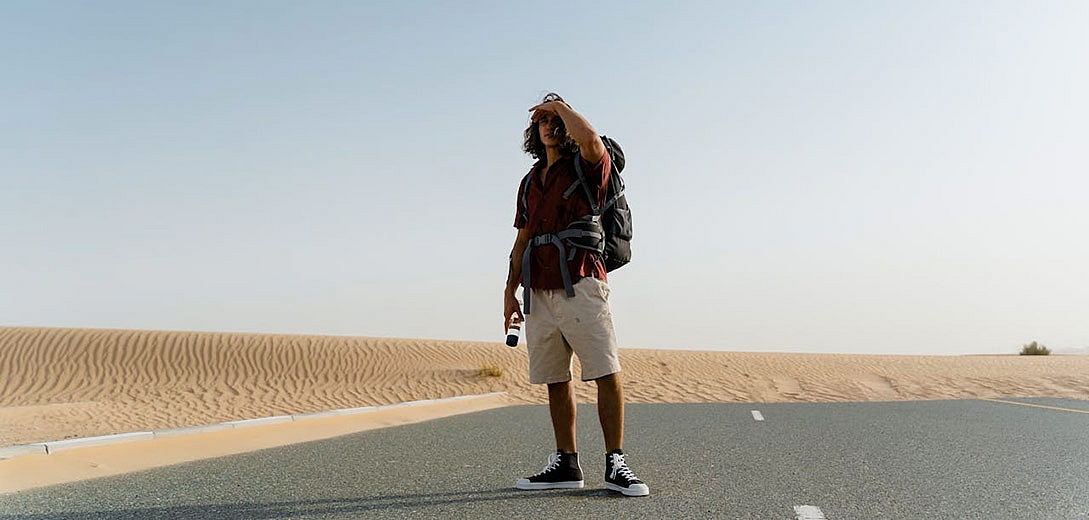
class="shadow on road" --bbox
[3,487,621,519]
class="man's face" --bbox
[537,115,564,147]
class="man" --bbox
[503,93,648,497]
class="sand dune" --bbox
[2,326,1087,447]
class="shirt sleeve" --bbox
[579,150,611,207]
[514,173,529,229]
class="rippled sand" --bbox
[2,326,1087,446]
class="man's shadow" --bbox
[4,487,623,519]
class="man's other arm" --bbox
[504,228,531,330]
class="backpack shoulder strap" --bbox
[563,177,582,200]
[519,169,533,225]
[572,155,600,216]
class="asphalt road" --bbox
[2,398,1088,519]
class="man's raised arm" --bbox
[529,101,607,164]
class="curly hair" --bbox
[523,92,580,160]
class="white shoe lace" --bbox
[609,453,637,482]
[532,452,561,478]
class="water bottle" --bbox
[506,318,522,347]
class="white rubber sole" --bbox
[605,481,650,497]
[515,479,585,490]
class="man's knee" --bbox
[547,380,573,395]
[591,372,621,387]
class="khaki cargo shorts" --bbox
[525,276,621,384]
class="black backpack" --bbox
[569,135,632,272]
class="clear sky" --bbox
[3,1,1087,355]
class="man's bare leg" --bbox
[547,381,577,453]
[516,380,584,490]
[595,373,624,452]
[595,372,647,496]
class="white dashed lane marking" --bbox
[794,504,826,519]
[751,410,764,421]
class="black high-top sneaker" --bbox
[604,449,649,496]
[515,450,584,490]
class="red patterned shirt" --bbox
[515,151,611,290]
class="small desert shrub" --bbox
[1020,341,1051,356]
[479,363,504,377]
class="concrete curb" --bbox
[225,416,294,429]
[0,444,47,459]
[0,392,506,460]
[152,423,235,439]
[45,432,155,453]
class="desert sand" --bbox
[0,393,510,494]
[2,326,1088,448]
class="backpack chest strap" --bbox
[521,232,583,315]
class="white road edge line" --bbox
[794,505,826,519]
[0,391,507,460]
[751,410,764,421]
